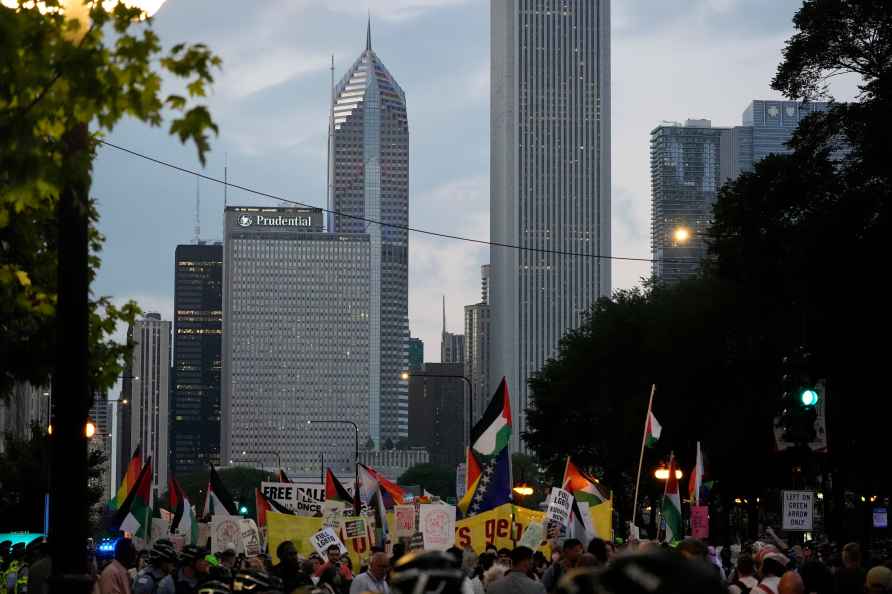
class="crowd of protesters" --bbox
[2,534,891,594]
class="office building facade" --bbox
[128,313,171,500]
[440,298,465,365]
[408,338,424,372]
[490,0,612,449]
[222,206,371,474]
[170,243,223,476]
[407,363,465,467]
[330,26,409,445]
[464,265,491,444]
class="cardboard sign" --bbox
[690,506,709,539]
[323,500,346,529]
[518,522,545,549]
[544,488,574,532]
[211,516,242,553]
[393,505,416,538]
[261,481,356,517]
[310,527,347,557]
[782,490,814,531]
[240,519,261,557]
[342,517,367,540]
[419,504,456,551]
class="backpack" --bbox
[731,579,753,594]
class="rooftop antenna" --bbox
[193,177,201,244]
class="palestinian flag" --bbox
[277,469,292,483]
[369,487,389,546]
[325,469,354,505]
[458,447,511,517]
[255,488,294,528]
[645,410,662,448]
[568,498,596,547]
[112,457,153,538]
[688,441,704,506]
[465,447,482,492]
[169,476,198,545]
[202,464,237,517]
[358,464,406,506]
[108,444,142,510]
[470,377,512,457]
[660,455,682,543]
[562,457,608,505]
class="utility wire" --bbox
[98,139,678,264]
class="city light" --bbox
[673,227,691,243]
[654,467,683,480]
[47,420,96,438]
[399,371,410,381]
[512,484,534,497]
[800,389,819,407]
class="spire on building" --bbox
[366,14,372,52]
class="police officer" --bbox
[175,546,209,594]
[134,541,178,594]
[1,544,25,594]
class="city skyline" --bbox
[91,0,846,378]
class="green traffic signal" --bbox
[239,505,248,514]
[800,388,819,407]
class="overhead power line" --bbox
[98,139,672,265]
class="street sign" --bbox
[782,490,814,531]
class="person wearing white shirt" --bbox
[350,552,390,594]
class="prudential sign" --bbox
[236,214,314,228]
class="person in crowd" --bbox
[390,544,405,570]
[174,545,209,594]
[315,566,341,594]
[729,554,758,594]
[272,540,312,593]
[25,539,51,594]
[469,552,494,594]
[133,541,178,594]
[482,561,509,591]
[542,538,583,592]
[315,545,352,592]
[349,552,389,594]
[578,554,599,569]
[97,538,136,594]
[587,539,609,567]
[867,566,892,594]
[496,549,512,568]
[487,547,544,594]
[721,547,735,579]
[2,543,25,594]
[218,546,237,572]
[799,559,833,594]
[531,551,548,580]
[779,570,805,594]
[677,538,709,563]
[755,552,789,594]
[836,543,866,594]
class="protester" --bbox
[133,541,178,594]
[469,552,494,594]
[867,566,892,594]
[218,546,237,572]
[315,544,353,584]
[755,552,789,594]
[481,561,509,591]
[175,545,209,594]
[496,549,512,568]
[531,551,548,580]
[272,540,312,593]
[315,566,341,594]
[678,538,709,562]
[97,538,136,594]
[349,552,390,594]
[26,540,51,594]
[729,554,758,594]
[485,547,544,594]
[587,539,609,567]
[836,543,866,594]
[542,538,583,592]
[778,570,805,594]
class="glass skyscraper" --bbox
[170,243,223,476]
[490,1,612,450]
[330,25,409,446]
[221,207,371,475]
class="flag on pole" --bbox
[358,463,406,506]
[108,444,142,510]
[202,464,237,517]
[661,455,682,543]
[168,476,198,545]
[255,488,294,528]
[369,487,389,545]
[112,457,153,538]
[325,469,354,505]
[645,410,662,448]
[688,441,704,506]
[470,377,512,457]
[562,457,608,505]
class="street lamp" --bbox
[402,370,474,447]
[673,227,692,243]
[654,466,683,481]
[512,484,534,497]
[307,419,359,509]
[255,451,283,471]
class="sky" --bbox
[92,0,828,367]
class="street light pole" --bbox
[401,371,474,447]
[308,420,359,512]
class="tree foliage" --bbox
[162,466,274,520]
[398,463,456,499]
[0,0,221,400]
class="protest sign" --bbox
[240,519,261,557]
[342,516,368,540]
[323,500,346,529]
[261,481,356,516]
[782,490,814,531]
[518,522,545,549]
[409,532,425,551]
[310,527,347,557]
[211,516,242,553]
[393,505,416,538]
[420,504,456,551]
[544,488,574,533]
[690,506,709,539]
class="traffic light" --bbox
[778,348,821,446]
[239,505,248,515]
[800,388,819,407]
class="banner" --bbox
[266,512,374,571]
[690,506,709,539]
[420,504,456,551]
[211,516,242,553]
[518,522,544,549]
[310,527,347,556]
[261,481,356,517]
[393,505,415,538]
[240,519,261,557]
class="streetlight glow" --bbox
[512,484,534,497]
[399,371,410,381]
[673,227,691,243]
[654,467,683,480]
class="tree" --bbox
[511,453,547,508]
[398,463,456,499]
[163,466,274,520]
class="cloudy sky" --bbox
[92,0,819,363]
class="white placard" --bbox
[518,522,545,549]
[782,490,814,531]
[240,519,261,557]
[310,527,347,557]
[261,481,356,516]
[393,505,416,538]
[211,516,243,553]
[544,488,574,530]
[419,504,456,551]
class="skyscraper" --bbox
[490,1,611,449]
[128,313,171,500]
[408,338,424,372]
[170,243,223,476]
[222,206,371,474]
[330,22,409,445]
[738,100,827,169]
[440,297,465,365]
[407,363,465,467]
[464,265,491,444]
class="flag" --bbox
[645,410,662,448]
[661,455,682,543]
[112,457,153,538]
[202,464,237,517]
[169,476,198,545]
[470,378,512,456]
[369,487,389,545]
[562,457,608,505]
[688,441,704,506]
[325,469,354,504]
[465,447,482,492]
[108,444,142,510]
[358,464,406,507]
[568,498,596,547]
[277,469,292,483]
[458,447,512,517]
[255,488,294,528]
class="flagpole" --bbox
[631,384,655,529]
